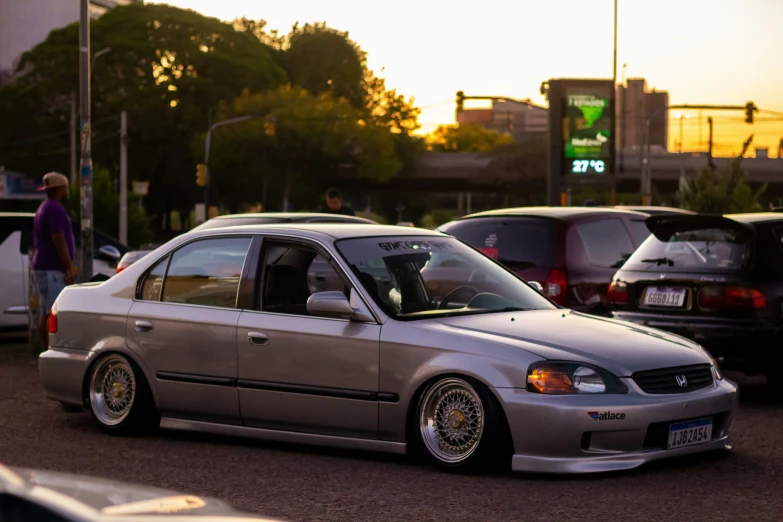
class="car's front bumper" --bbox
[495,377,738,474]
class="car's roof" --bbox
[457,206,650,220]
[195,223,444,240]
[612,205,695,215]
[725,212,783,224]
[208,212,373,222]
[0,212,35,218]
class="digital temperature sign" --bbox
[563,93,612,175]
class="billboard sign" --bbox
[0,170,43,200]
[544,78,616,205]
[563,93,612,175]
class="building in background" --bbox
[616,78,669,151]
[0,0,141,73]
[456,98,547,141]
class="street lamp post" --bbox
[203,114,276,215]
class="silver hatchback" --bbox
[39,224,737,474]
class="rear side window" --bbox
[160,237,252,308]
[441,218,556,270]
[138,256,168,301]
[575,219,636,269]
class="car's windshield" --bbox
[623,226,750,272]
[335,236,557,320]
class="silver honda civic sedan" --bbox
[39,224,738,474]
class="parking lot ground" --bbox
[2,348,783,521]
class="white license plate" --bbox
[644,287,686,307]
[667,418,713,449]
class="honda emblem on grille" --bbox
[675,375,688,387]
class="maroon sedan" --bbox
[438,207,652,316]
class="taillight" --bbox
[48,307,58,334]
[544,269,567,305]
[698,285,766,311]
[608,281,629,305]
[116,261,129,274]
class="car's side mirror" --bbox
[97,245,121,266]
[307,290,374,322]
[528,281,544,293]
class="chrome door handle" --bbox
[134,320,154,332]
[247,332,269,345]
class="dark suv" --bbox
[609,213,783,386]
[438,207,651,315]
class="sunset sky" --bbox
[153,0,783,157]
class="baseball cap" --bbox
[38,172,69,191]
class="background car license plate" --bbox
[644,287,686,307]
[667,418,712,449]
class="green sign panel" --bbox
[563,94,612,175]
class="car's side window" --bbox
[138,255,168,301]
[260,243,348,316]
[161,237,251,308]
[576,218,636,269]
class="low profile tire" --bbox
[88,353,157,434]
[417,377,510,473]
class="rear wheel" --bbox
[88,354,157,434]
[417,377,510,473]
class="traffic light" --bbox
[456,90,465,112]
[745,101,757,124]
[196,163,207,187]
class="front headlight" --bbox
[697,345,723,380]
[526,361,628,394]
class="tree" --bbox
[428,124,514,153]
[243,20,421,135]
[67,166,153,248]
[202,86,401,212]
[678,159,766,213]
[0,3,286,232]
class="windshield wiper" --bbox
[640,257,674,266]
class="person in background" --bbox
[321,187,355,216]
[32,172,77,344]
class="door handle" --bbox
[134,320,154,332]
[247,332,269,345]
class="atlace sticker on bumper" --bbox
[588,411,626,420]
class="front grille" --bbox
[632,364,714,394]
[643,412,729,450]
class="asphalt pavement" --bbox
[2,345,782,521]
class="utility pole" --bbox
[119,111,128,245]
[78,0,93,281]
[707,117,715,170]
[69,92,77,185]
[611,0,618,205]
[619,64,626,173]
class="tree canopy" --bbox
[0,5,423,233]
[678,159,766,213]
[203,86,401,212]
[428,124,514,153]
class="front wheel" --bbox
[417,377,510,472]
[88,353,157,434]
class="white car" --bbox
[0,212,127,331]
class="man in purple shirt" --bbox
[32,172,77,342]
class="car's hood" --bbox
[0,465,281,520]
[426,309,709,376]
